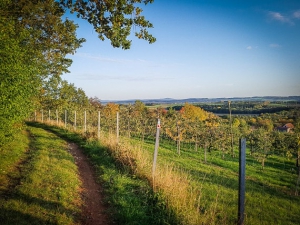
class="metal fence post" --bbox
[152,118,161,177]
[56,109,58,125]
[116,112,119,143]
[65,110,67,128]
[74,111,76,130]
[84,110,87,132]
[98,111,100,140]
[238,138,246,225]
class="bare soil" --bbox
[68,143,112,225]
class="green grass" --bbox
[25,121,300,224]
[0,126,82,225]
[28,122,179,225]
[0,130,30,194]
[127,136,300,225]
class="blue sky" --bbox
[63,0,300,100]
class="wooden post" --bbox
[74,111,76,130]
[48,110,50,123]
[116,112,119,143]
[152,118,161,177]
[56,109,58,125]
[41,110,43,122]
[98,111,100,140]
[84,110,87,132]
[65,110,67,128]
[34,111,36,121]
[177,121,181,155]
[238,138,246,225]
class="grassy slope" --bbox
[137,137,300,225]
[0,126,81,225]
[22,121,300,225]
[28,122,178,225]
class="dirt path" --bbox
[68,143,112,225]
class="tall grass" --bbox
[29,121,180,224]
[30,120,300,225]
[97,130,300,225]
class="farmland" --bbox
[20,101,300,224]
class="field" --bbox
[126,136,300,224]
[1,116,299,224]
[30,119,300,224]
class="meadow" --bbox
[1,118,299,224]
[29,118,300,224]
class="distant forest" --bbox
[167,101,299,115]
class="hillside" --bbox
[102,96,300,105]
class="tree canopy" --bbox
[59,0,156,49]
[0,0,155,145]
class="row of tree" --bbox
[33,99,300,172]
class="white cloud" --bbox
[246,46,252,50]
[293,10,300,19]
[269,43,281,48]
[268,11,294,25]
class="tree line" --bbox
[0,0,155,146]
[34,99,300,172]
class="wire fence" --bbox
[29,109,300,225]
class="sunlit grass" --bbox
[0,130,30,194]
[30,121,179,224]
[0,126,82,225]
[28,121,300,225]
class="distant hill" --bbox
[101,96,300,105]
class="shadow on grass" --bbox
[27,121,180,225]
[0,125,78,225]
[0,208,56,225]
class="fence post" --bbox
[98,111,100,140]
[48,109,50,122]
[238,138,246,225]
[34,111,36,121]
[41,110,43,122]
[152,118,161,177]
[56,109,58,125]
[74,111,76,130]
[65,110,67,128]
[116,112,119,143]
[84,110,87,132]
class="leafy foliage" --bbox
[0,0,155,145]
[59,0,156,49]
[0,14,38,144]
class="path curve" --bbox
[68,142,112,225]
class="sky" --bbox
[63,0,300,101]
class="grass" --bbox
[0,126,82,225]
[28,121,179,225]
[136,137,300,225]
[0,130,30,194]
[26,121,300,225]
